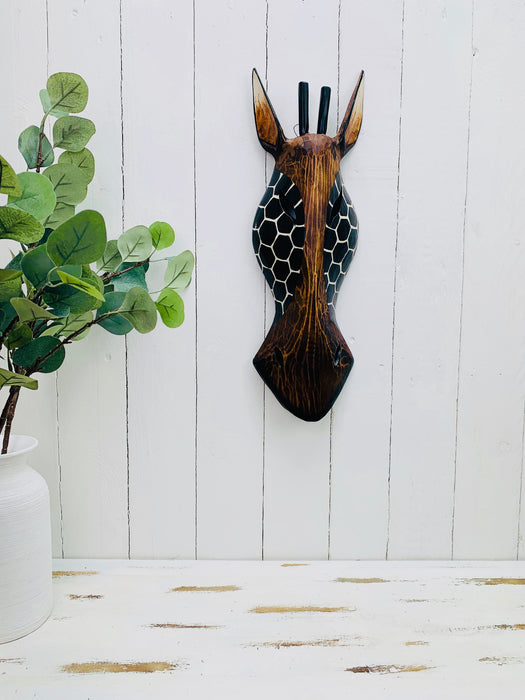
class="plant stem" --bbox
[0,386,15,436]
[35,113,49,174]
[102,258,150,283]
[24,312,117,375]
[1,386,20,454]
[0,315,18,349]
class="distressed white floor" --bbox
[1,561,524,699]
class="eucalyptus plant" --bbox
[0,72,194,453]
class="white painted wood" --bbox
[388,1,472,559]
[0,437,52,643]
[3,559,525,697]
[262,0,339,561]
[48,0,129,557]
[194,0,266,558]
[2,0,525,563]
[122,0,196,559]
[0,1,62,558]
[329,0,403,559]
[454,0,525,559]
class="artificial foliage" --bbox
[0,72,194,452]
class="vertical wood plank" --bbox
[1,1,61,555]
[48,0,129,557]
[454,0,525,559]
[195,0,266,558]
[122,0,196,558]
[262,0,339,560]
[329,0,403,559]
[387,0,472,559]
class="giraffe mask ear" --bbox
[336,71,364,156]
[252,68,285,156]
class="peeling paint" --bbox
[346,664,433,674]
[0,658,23,664]
[405,641,429,646]
[61,661,178,674]
[401,599,429,603]
[249,605,353,614]
[462,578,525,586]
[148,623,222,629]
[336,577,388,584]
[251,638,343,648]
[170,585,240,593]
[53,571,98,578]
[479,656,523,666]
[494,623,525,630]
[68,594,103,600]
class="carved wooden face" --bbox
[252,69,364,421]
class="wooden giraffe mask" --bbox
[251,69,364,421]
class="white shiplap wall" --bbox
[1,0,524,561]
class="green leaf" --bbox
[150,221,175,250]
[97,240,122,272]
[39,89,68,118]
[12,335,65,374]
[5,323,33,349]
[43,284,98,314]
[47,209,106,265]
[46,72,88,113]
[58,148,95,183]
[120,286,157,333]
[96,291,133,335]
[42,311,92,341]
[118,226,152,263]
[10,297,57,323]
[163,250,194,290]
[0,269,23,283]
[49,264,82,283]
[6,252,24,271]
[155,288,184,328]
[53,116,95,152]
[0,368,38,391]
[42,265,103,314]
[48,303,70,318]
[8,172,56,221]
[56,270,105,301]
[112,262,148,293]
[0,155,22,197]
[0,276,23,303]
[0,301,17,331]
[43,163,88,205]
[44,202,75,230]
[21,246,55,288]
[0,207,44,244]
[18,126,54,169]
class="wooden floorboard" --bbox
[1,560,524,698]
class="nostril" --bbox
[273,346,284,368]
[334,346,342,367]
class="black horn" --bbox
[298,81,309,135]
[317,86,331,134]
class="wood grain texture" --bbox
[2,559,525,697]
[453,0,525,559]
[262,0,340,561]
[253,133,354,421]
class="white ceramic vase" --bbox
[0,435,53,644]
